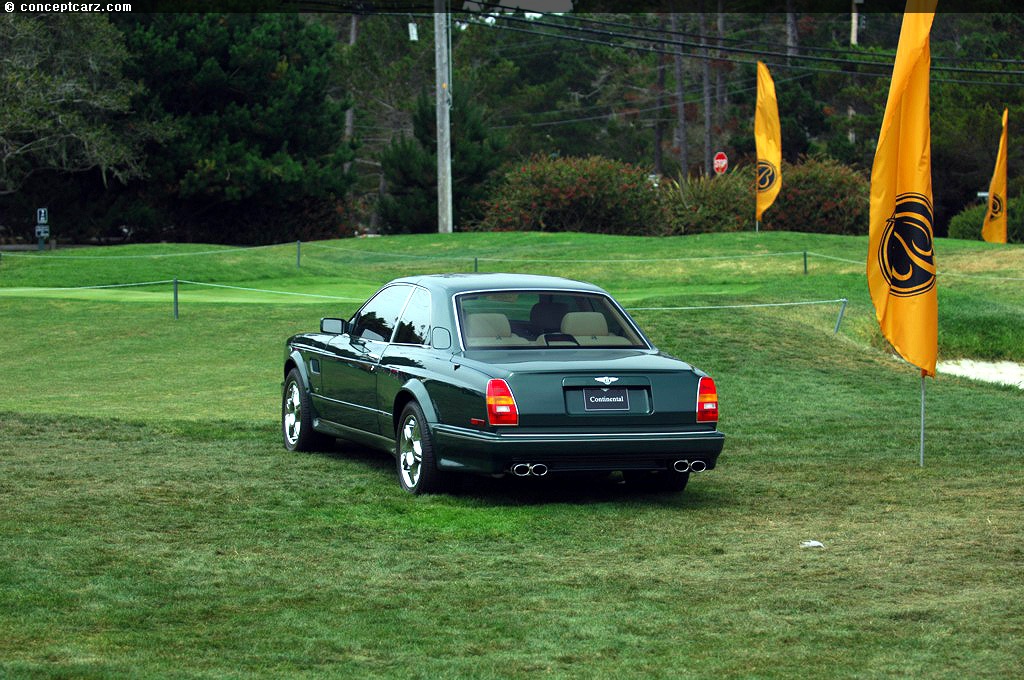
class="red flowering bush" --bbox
[760,157,870,235]
[475,155,671,235]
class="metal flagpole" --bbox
[920,372,926,467]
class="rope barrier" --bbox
[176,280,362,301]
[0,243,288,260]
[628,298,847,311]
[804,251,1024,281]
[0,279,176,292]
[629,297,851,334]
[0,276,851,332]
[305,241,808,263]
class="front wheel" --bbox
[396,401,449,494]
[282,369,329,452]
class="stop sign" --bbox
[713,151,728,175]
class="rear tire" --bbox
[396,401,449,495]
[624,470,690,493]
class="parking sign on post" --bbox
[35,208,50,250]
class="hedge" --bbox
[759,157,870,236]
[475,155,872,238]
[475,155,671,235]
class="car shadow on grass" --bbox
[449,472,722,508]
[319,438,720,507]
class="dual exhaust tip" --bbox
[673,459,707,473]
[512,460,706,477]
[511,463,548,477]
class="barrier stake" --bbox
[173,278,179,320]
[803,251,808,275]
[833,298,848,334]
[474,257,478,272]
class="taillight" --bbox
[696,377,719,423]
[486,379,519,426]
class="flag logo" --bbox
[983,108,1008,243]
[990,193,1004,219]
[878,192,936,298]
[756,160,779,192]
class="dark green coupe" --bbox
[282,273,723,494]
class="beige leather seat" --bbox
[465,313,531,347]
[560,312,632,346]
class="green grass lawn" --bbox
[1,232,1022,678]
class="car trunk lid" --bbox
[460,349,708,430]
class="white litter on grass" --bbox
[937,360,1024,389]
[800,540,825,549]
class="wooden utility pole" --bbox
[434,1,453,233]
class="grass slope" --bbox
[0,232,1022,678]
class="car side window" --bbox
[393,288,431,345]
[352,285,412,342]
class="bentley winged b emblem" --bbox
[594,376,619,386]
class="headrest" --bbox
[530,301,568,330]
[466,313,513,338]
[561,312,609,337]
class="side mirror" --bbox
[431,327,452,350]
[320,318,349,335]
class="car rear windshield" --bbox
[456,290,648,349]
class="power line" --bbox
[469,10,1024,78]
[465,2,1024,68]
[468,17,1024,89]
[546,10,1024,67]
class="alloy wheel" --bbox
[399,414,423,489]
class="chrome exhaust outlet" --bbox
[512,463,549,477]
[689,460,707,473]
[511,463,532,477]
[673,459,691,473]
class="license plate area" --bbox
[562,378,652,416]
[582,387,629,411]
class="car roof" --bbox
[390,273,608,296]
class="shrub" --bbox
[761,157,870,235]
[475,155,671,235]
[665,166,754,234]
[948,198,1024,243]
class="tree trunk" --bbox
[343,15,359,175]
[654,23,667,177]
[700,7,712,175]
[715,4,726,120]
[670,12,688,176]
[786,1,799,62]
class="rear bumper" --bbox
[431,425,724,474]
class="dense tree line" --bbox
[1,11,1022,244]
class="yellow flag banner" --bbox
[982,108,1008,244]
[755,61,782,221]
[867,4,938,378]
